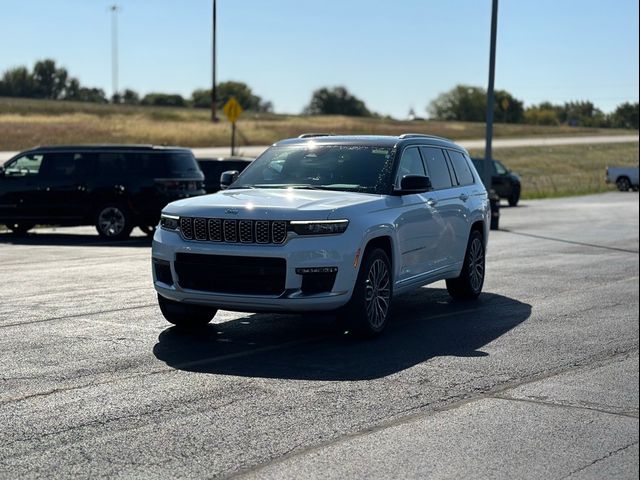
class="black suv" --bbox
[0,145,205,239]
[471,157,521,206]
[197,157,253,193]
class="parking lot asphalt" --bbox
[0,192,638,479]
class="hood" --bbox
[164,188,382,220]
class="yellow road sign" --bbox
[223,97,243,124]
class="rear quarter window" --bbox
[153,152,201,178]
[447,150,475,186]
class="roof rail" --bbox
[298,133,334,139]
[398,133,449,141]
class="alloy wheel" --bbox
[468,237,485,293]
[98,207,126,237]
[364,258,391,329]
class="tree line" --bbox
[1,59,637,129]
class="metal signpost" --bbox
[223,97,243,156]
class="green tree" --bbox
[122,89,140,105]
[192,82,273,112]
[0,66,36,97]
[427,85,486,121]
[32,59,68,99]
[303,86,371,116]
[494,90,524,123]
[141,93,186,107]
[610,102,639,129]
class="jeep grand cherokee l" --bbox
[0,145,205,239]
[152,134,490,336]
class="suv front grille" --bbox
[180,217,288,245]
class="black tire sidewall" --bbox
[343,248,393,336]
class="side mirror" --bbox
[0,166,4,177]
[219,170,239,190]
[395,175,432,195]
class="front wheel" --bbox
[339,248,393,337]
[446,230,485,300]
[616,177,631,192]
[95,204,134,240]
[157,294,217,328]
[6,223,35,235]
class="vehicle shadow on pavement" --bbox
[153,288,532,381]
[0,231,152,247]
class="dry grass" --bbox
[0,96,634,151]
[469,142,639,199]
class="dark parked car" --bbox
[197,157,253,193]
[0,145,205,239]
[471,157,521,206]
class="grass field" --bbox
[0,96,635,151]
[469,142,639,199]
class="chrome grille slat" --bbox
[208,219,222,241]
[272,221,287,244]
[223,220,238,243]
[194,218,207,240]
[180,217,194,240]
[255,221,270,243]
[180,217,288,245]
[239,220,253,243]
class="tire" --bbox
[508,186,520,207]
[446,230,485,300]
[157,294,217,328]
[95,204,134,240]
[6,223,35,235]
[139,225,156,236]
[339,248,393,337]
[616,177,631,192]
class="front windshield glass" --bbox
[230,145,395,194]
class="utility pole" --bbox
[110,4,119,102]
[483,0,498,188]
[211,0,218,122]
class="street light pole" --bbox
[483,0,498,188]
[211,0,218,122]
[110,4,119,102]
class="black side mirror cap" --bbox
[395,175,431,195]
[219,170,239,190]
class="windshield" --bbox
[230,145,395,194]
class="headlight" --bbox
[160,214,180,230]
[290,219,349,235]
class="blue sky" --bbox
[1,0,638,118]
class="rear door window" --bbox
[97,152,127,177]
[420,147,453,190]
[39,152,78,179]
[447,150,475,186]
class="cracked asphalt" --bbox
[0,191,638,479]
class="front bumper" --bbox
[151,227,360,312]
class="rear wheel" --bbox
[616,177,631,192]
[508,186,520,206]
[6,223,35,235]
[446,230,485,300]
[157,294,217,328]
[95,204,134,240]
[339,248,392,337]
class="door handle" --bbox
[459,193,469,202]
[427,198,438,207]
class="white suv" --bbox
[152,134,490,336]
